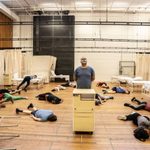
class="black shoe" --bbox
[24,89,27,92]
[51,89,56,92]
[95,99,101,105]
[124,103,130,107]
[110,96,114,99]
[27,103,34,109]
[16,108,21,114]
[103,91,107,94]
[131,97,136,102]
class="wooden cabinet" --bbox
[3,74,12,85]
[73,89,95,133]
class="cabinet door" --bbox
[73,95,94,111]
[73,112,94,132]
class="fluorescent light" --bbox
[40,3,58,7]
[76,1,95,8]
[38,2,61,11]
[112,2,129,8]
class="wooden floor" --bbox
[0,82,150,150]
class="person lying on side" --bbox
[118,112,150,142]
[0,93,28,105]
[124,97,150,112]
[61,80,76,88]
[51,85,66,92]
[103,86,130,94]
[36,92,62,104]
[96,82,109,89]
[95,93,114,105]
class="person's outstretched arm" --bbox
[31,115,42,121]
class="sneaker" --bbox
[16,108,21,114]
[17,89,21,94]
[24,89,27,92]
[131,111,136,114]
[117,115,126,120]
[124,103,130,107]
[110,96,114,99]
[27,103,34,109]
[131,97,136,102]
[51,89,56,92]
[103,91,107,94]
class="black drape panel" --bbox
[33,16,75,80]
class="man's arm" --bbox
[91,74,95,81]
[74,74,77,81]
[74,69,77,81]
[31,115,43,121]
[91,68,95,81]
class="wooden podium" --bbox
[73,89,95,133]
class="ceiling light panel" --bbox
[111,0,130,8]
[130,0,150,8]
[0,0,24,8]
[75,0,96,10]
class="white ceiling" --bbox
[1,0,150,15]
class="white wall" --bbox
[13,12,150,81]
[13,16,33,49]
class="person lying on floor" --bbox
[0,88,22,95]
[36,92,62,104]
[0,93,28,104]
[103,86,130,94]
[0,89,22,106]
[96,82,109,89]
[117,112,150,141]
[16,103,57,122]
[95,93,114,105]
[51,85,66,92]
[124,97,150,112]
[60,80,76,88]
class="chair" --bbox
[50,70,70,81]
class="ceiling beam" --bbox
[0,2,19,21]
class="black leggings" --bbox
[129,98,147,110]
[17,77,31,90]
[126,112,141,126]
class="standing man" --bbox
[17,75,37,91]
[74,57,95,89]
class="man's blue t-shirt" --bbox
[34,109,53,121]
[74,66,95,89]
[116,87,125,93]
